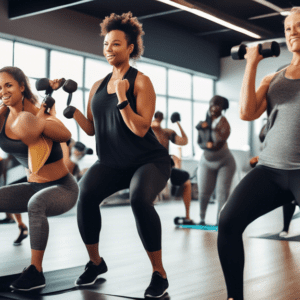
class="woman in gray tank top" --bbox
[196,95,236,226]
[218,8,300,300]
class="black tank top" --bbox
[91,66,170,169]
[0,109,63,168]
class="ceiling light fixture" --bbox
[156,0,262,39]
[280,11,291,16]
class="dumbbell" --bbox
[231,41,280,60]
[36,78,61,113]
[63,79,78,106]
[62,79,78,119]
[36,78,66,96]
[170,112,181,123]
[42,96,55,114]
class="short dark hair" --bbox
[100,12,144,60]
[209,95,229,111]
[154,111,164,120]
[0,66,38,105]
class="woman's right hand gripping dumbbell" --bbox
[244,44,264,66]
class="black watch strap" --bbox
[117,100,129,110]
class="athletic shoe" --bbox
[144,271,169,298]
[75,259,108,286]
[13,225,28,246]
[199,221,206,226]
[279,231,288,237]
[182,218,196,225]
[0,218,15,224]
[10,265,46,291]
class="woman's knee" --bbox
[218,206,244,236]
[130,189,154,211]
[28,198,45,217]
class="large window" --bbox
[168,69,192,99]
[14,43,47,79]
[136,61,167,95]
[50,51,83,88]
[0,38,13,69]
[85,58,112,89]
[168,99,192,157]
[193,76,214,101]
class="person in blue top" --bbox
[63,12,171,298]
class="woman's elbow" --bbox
[87,130,95,137]
[239,111,253,121]
[59,130,72,142]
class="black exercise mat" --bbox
[292,211,300,220]
[0,265,106,298]
[251,232,300,242]
[0,290,141,300]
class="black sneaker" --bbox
[144,271,169,298]
[10,265,46,291]
[0,218,15,224]
[75,259,108,286]
[13,225,28,246]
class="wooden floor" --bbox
[1,199,300,299]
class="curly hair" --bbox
[100,12,145,60]
[0,66,39,105]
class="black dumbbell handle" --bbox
[43,96,55,114]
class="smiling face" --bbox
[285,13,300,52]
[103,30,134,66]
[0,72,24,107]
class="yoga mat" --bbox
[0,290,140,300]
[251,232,300,242]
[0,265,105,298]
[177,224,218,231]
[292,211,300,220]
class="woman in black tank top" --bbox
[64,12,171,298]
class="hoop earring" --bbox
[22,95,25,112]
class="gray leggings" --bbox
[0,173,78,250]
[197,146,236,223]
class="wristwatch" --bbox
[117,100,129,110]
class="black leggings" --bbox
[77,161,171,252]
[218,165,299,300]
[282,201,297,232]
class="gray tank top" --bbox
[258,68,300,169]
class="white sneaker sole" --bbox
[74,274,104,286]
[10,283,46,291]
[145,288,168,298]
